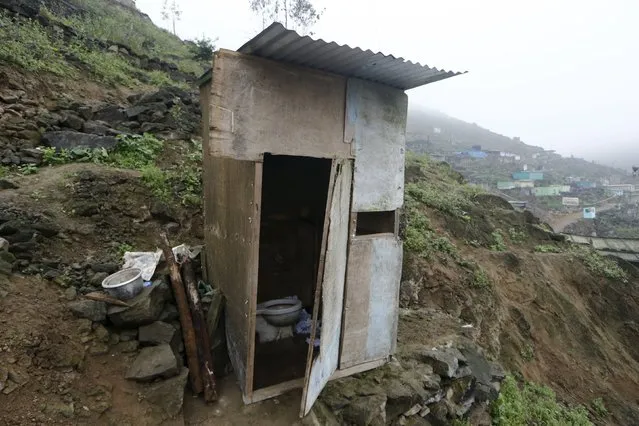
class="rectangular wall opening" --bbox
[355,210,397,235]
[253,154,332,391]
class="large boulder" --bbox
[41,131,117,151]
[341,395,387,426]
[68,300,107,322]
[142,367,189,417]
[125,344,179,381]
[108,282,171,328]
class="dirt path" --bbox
[548,203,616,232]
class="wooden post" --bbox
[160,233,203,394]
[182,259,218,402]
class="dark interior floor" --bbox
[253,336,309,390]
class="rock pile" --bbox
[0,86,200,166]
[67,279,189,419]
[315,340,505,426]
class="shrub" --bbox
[490,230,507,251]
[492,376,592,426]
[189,36,216,61]
[109,133,164,169]
[472,267,492,289]
[508,227,527,243]
[534,244,563,253]
[591,397,608,418]
[140,165,171,202]
[570,246,628,282]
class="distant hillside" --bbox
[406,107,629,184]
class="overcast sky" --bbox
[137,0,638,165]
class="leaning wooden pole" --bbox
[160,233,203,394]
[182,259,218,402]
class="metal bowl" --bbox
[101,268,144,300]
[256,299,303,327]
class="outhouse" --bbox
[198,23,464,416]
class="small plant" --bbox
[0,165,7,177]
[534,244,563,253]
[472,267,492,289]
[116,243,134,257]
[520,343,535,361]
[110,133,164,169]
[490,230,507,251]
[570,246,628,282]
[508,227,527,244]
[591,397,608,418]
[18,164,38,175]
[492,376,592,426]
[140,165,171,202]
[189,36,216,61]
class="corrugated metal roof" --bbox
[199,22,466,90]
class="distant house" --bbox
[604,184,635,194]
[456,149,487,160]
[533,185,571,197]
[512,171,543,181]
[497,181,535,190]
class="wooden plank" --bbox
[346,78,408,212]
[330,358,387,381]
[301,159,353,416]
[340,235,403,369]
[209,50,350,161]
[202,155,261,399]
[245,378,305,404]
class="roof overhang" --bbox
[198,22,466,90]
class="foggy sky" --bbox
[136,0,639,166]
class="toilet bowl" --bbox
[256,298,303,326]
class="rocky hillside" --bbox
[0,1,638,425]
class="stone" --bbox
[18,129,41,141]
[43,401,75,418]
[0,366,8,391]
[6,230,34,243]
[2,380,19,395]
[8,367,29,385]
[43,269,61,280]
[83,120,111,136]
[93,324,110,343]
[109,333,120,346]
[0,220,20,236]
[119,329,138,342]
[140,122,165,133]
[116,340,139,353]
[341,394,387,426]
[8,241,36,253]
[150,201,178,222]
[126,103,166,119]
[125,344,179,381]
[420,347,466,378]
[93,105,126,124]
[303,400,341,426]
[0,259,12,275]
[90,272,109,287]
[32,222,60,237]
[90,263,119,274]
[139,321,179,347]
[108,283,170,328]
[77,319,92,334]
[108,45,119,53]
[20,147,44,161]
[68,300,107,322]
[64,287,77,301]
[76,106,93,121]
[88,343,109,355]
[159,303,179,322]
[142,367,189,417]
[0,179,19,190]
[0,93,19,103]
[61,112,84,131]
[0,237,10,252]
[41,131,117,151]
[0,251,16,263]
[385,379,422,421]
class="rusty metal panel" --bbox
[340,235,402,369]
[208,49,349,161]
[347,78,408,212]
[202,153,261,399]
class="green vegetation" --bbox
[472,267,492,289]
[590,397,608,418]
[520,343,535,361]
[18,164,38,175]
[116,243,134,257]
[508,227,527,243]
[492,376,592,426]
[0,166,8,178]
[140,165,171,202]
[490,230,507,251]
[0,10,74,76]
[534,244,563,254]
[570,246,628,283]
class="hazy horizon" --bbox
[135,0,639,171]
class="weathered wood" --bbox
[301,159,353,416]
[182,260,217,402]
[340,235,402,369]
[209,49,349,161]
[346,78,408,212]
[201,155,261,399]
[160,233,203,394]
[83,292,130,307]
